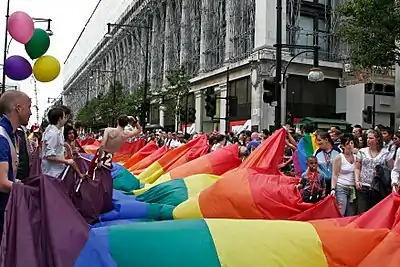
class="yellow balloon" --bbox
[33,55,60,82]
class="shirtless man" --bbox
[87,115,141,178]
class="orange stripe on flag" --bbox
[199,168,264,219]
[129,145,168,174]
[123,141,158,168]
[311,221,393,266]
[168,144,241,179]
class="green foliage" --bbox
[76,81,145,129]
[336,0,400,68]
[154,67,191,118]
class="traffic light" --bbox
[188,108,196,123]
[204,88,217,118]
[362,106,372,124]
[179,108,186,122]
[228,96,238,117]
[262,77,276,103]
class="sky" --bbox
[0,0,99,125]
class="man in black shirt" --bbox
[16,125,31,180]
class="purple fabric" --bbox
[60,156,113,224]
[0,176,89,267]
[29,149,41,177]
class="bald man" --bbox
[0,90,32,240]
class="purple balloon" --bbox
[4,55,32,81]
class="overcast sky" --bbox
[0,0,99,125]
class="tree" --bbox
[336,0,400,68]
[155,67,191,119]
[76,81,146,129]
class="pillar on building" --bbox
[159,104,165,128]
[163,0,173,83]
[219,83,227,133]
[150,12,160,87]
[224,0,233,62]
[180,0,190,66]
[199,0,209,72]
[251,79,262,131]
[194,90,203,132]
[254,0,286,49]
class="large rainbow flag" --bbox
[137,135,209,184]
[173,168,340,220]
[133,144,241,195]
[129,145,169,174]
[4,133,400,266]
[73,218,400,267]
[123,141,159,168]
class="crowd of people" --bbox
[1,89,400,242]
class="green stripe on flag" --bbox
[108,220,221,267]
[303,133,314,157]
[113,168,141,192]
[136,178,188,206]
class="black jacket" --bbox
[16,128,29,180]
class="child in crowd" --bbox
[297,156,326,203]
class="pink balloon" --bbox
[8,11,34,44]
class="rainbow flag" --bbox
[123,141,159,168]
[129,145,169,174]
[137,135,209,184]
[173,168,340,220]
[293,133,318,176]
[136,174,220,206]
[240,128,286,173]
[133,144,241,195]
[74,219,400,267]
[98,190,174,222]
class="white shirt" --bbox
[41,125,65,178]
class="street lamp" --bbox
[274,0,324,129]
[104,20,151,131]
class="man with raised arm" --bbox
[87,115,141,178]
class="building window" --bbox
[228,77,251,121]
[295,15,329,57]
[364,83,395,96]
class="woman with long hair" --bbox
[64,125,87,179]
[314,131,341,194]
[355,129,393,213]
[331,134,357,216]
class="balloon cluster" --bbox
[3,11,60,83]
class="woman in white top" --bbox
[331,134,357,216]
[355,129,393,214]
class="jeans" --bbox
[335,186,356,216]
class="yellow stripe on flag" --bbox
[137,161,164,184]
[185,174,220,199]
[205,219,328,267]
[173,194,203,219]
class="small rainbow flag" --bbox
[293,133,319,176]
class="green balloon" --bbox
[24,28,50,60]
